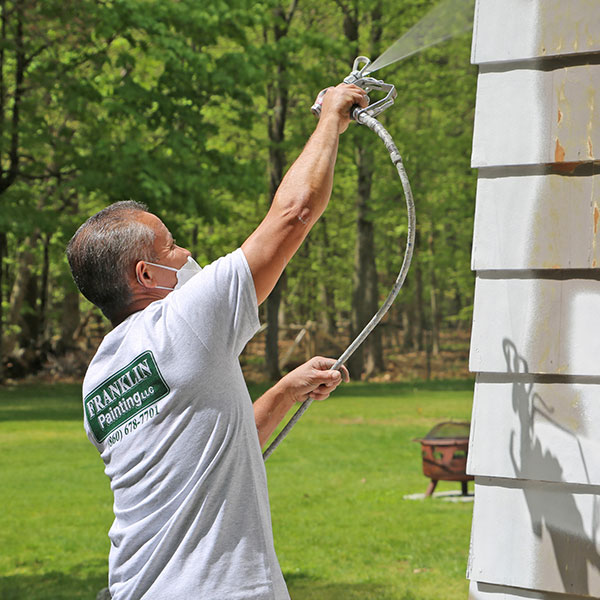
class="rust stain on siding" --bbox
[551,162,581,174]
[555,139,566,162]
[589,137,594,158]
[595,205,600,235]
[557,109,563,124]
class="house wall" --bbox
[467,1,600,598]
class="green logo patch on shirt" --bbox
[84,351,170,443]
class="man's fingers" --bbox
[307,357,350,384]
[312,368,342,385]
[345,84,369,108]
[310,388,332,401]
[298,357,350,403]
[339,365,350,382]
[354,90,369,108]
[322,84,369,116]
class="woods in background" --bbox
[0,0,477,382]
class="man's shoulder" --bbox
[83,314,144,390]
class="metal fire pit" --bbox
[414,421,473,497]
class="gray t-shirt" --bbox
[82,249,290,600]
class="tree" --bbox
[0,0,479,382]
[321,0,388,379]
[0,0,263,378]
[262,0,299,380]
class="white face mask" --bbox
[138,256,202,291]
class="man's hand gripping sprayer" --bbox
[310,56,397,122]
[262,56,416,462]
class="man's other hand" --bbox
[281,356,350,403]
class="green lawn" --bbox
[0,379,475,600]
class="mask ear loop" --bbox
[136,261,177,291]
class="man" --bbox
[67,83,366,600]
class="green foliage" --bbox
[0,0,479,376]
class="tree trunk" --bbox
[39,232,51,341]
[4,238,34,356]
[264,3,296,380]
[425,330,432,381]
[265,275,284,380]
[0,231,5,381]
[413,251,425,352]
[58,282,80,354]
[364,2,384,377]
[264,89,286,379]
[20,258,40,348]
[343,1,384,380]
[0,0,24,194]
[318,217,337,337]
[428,231,440,355]
[454,286,463,330]
[4,232,39,366]
[348,141,383,379]
[401,303,414,351]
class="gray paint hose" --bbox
[263,111,416,461]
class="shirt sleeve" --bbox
[167,248,260,357]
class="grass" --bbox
[0,379,475,599]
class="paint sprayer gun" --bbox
[311,56,397,122]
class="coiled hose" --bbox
[263,111,415,461]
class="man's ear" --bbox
[135,260,153,288]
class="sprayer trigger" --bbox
[342,56,397,120]
[310,56,396,121]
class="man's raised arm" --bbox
[241,83,368,305]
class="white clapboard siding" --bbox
[471,63,600,168]
[469,277,600,376]
[468,1,600,599]
[468,379,600,486]
[472,0,600,64]
[470,581,586,600]
[468,479,600,596]
[472,169,600,270]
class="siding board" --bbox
[470,581,587,600]
[472,64,600,168]
[472,169,600,270]
[468,379,600,486]
[472,0,600,65]
[469,277,600,376]
[468,1,600,598]
[468,479,600,596]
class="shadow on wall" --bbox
[503,338,600,596]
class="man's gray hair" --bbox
[67,201,157,324]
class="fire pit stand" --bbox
[414,421,473,497]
